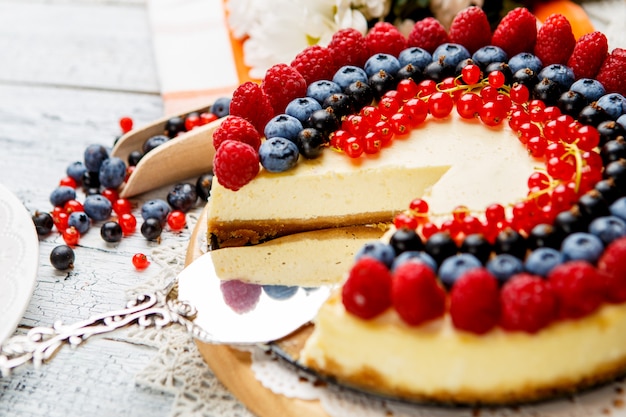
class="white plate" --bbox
[0,184,38,345]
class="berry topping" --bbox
[598,237,626,303]
[450,268,500,334]
[491,7,538,58]
[567,31,608,80]
[328,28,370,69]
[407,17,449,54]
[534,14,576,66]
[500,273,557,333]
[391,261,446,326]
[50,245,75,270]
[261,63,307,115]
[596,48,626,96]
[448,6,491,54]
[548,260,606,319]
[229,81,274,133]
[213,140,260,191]
[212,115,262,151]
[342,257,392,319]
[290,45,336,85]
[365,21,407,57]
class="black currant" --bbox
[460,233,492,264]
[557,91,586,117]
[389,228,424,254]
[50,245,75,270]
[344,81,374,110]
[578,103,611,127]
[425,232,458,266]
[296,128,326,159]
[196,173,214,201]
[494,228,527,259]
[128,150,143,167]
[306,108,339,137]
[32,211,54,236]
[322,93,354,118]
[528,223,561,250]
[165,116,186,138]
[100,221,123,243]
[397,63,423,83]
[368,70,396,99]
[141,217,163,241]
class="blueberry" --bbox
[507,52,542,74]
[142,135,169,154]
[589,215,626,245]
[597,93,625,120]
[295,128,325,159]
[432,43,471,67]
[398,47,432,71]
[570,78,606,103]
[167,183,197,212]
[196,173,213,201]
[332,66,368,91]
[524,247,564,277]
[306,80,342,105]
[285,97,322,125]
[66,161,87,183]
[258,137,300,172]
[472,46,508,70]
[32,211,54,236]
[438,253,482,288]
[390,251,437,273]
[83,144,109,172]
[128,150,143,167]
[98,156,127,189]
[617,114,626,131]
[537,64,575,91]
[610,197,626,221]
[100,221,123,243]
[49,186,76,207]
[141,217,163,241]
[50,245,75,270]
[561,232,605,263]
[354,241,395,268]
[486,253,524,284]
[83,194,113,221]
[263,285,298,300]
[264,114,303,142]
[364,53,401,77]
[211,96,231,118]
[68,211,90,234]
[141,199,170,224]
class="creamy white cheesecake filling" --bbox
[301,293,626,403]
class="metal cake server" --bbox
[0,251,331,377]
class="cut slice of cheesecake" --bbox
[207,116,538,248]
[210,225,386,286]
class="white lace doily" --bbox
[124,207,626,417]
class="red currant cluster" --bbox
[384,65,603,244]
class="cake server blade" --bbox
[177,251,332,345]
[0,251,330,376]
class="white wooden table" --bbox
[0,1,192,415]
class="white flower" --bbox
[225,0,390,79]
[429,0,484,28]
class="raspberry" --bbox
[567,31,608,80]
[491,7,537,58]
[212,140,260,191]
[391,261,446,326]
[596,48,626,96]
[365,21,407,57]
[598,237,626,303]
[290,45,336,85]
[500,273,557,333]
[328,28,370,69]
[229,81,274,133]
[261,63,307,116]
[448,6,492,54]
[212,115,262,151]
[548,261,606,319]
[449,268,500,334]
[534,14,576,65]
[342,257,392,319]
[407,17,449,54]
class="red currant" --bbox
[428,92,454,118]
[510,83,529,104]
[62,226,80,246]
[184,113,201,131]
[363,131,382,154]
[389,113,411,136]
[59,176,77,188]
[396,79,419,100]
[200,112,218,125]
[343,136,364,158]
[402,98,428,126]
[119,213,137,235]
[456,93,482,119]
[461,64,481,85]
[394,213,418,230]
[487,71,505,88]
[119,116,133,134]
[101,188,119,204]
[132,253,150,270]
[167,210,186,230]
[113,198,133,215]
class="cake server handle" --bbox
[0,279,212,377]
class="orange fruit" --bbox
[533,0,595,40]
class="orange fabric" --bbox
[223,0,260,84]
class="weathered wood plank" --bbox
[0,0,159,93]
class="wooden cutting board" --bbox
[185,204,329,417]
